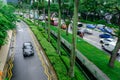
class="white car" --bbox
[96,24,105,29]
[102,41,120,56]
[39,14,45,21]
[84,28,92,34]
[100,38,114,44]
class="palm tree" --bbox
[57,0,61,55]
[32,0,35,23]
[48,0,51,42]
[68,0,79,78]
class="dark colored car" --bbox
[23,42,34,57]
[78,24,83,27]
[99,33,112,38]
[99,27,113,34]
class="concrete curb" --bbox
[0,30,13,80]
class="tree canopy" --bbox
[0,3,16,46]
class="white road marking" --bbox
[18,29,23,31]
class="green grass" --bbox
[49,23,120,80]
[22,18,87,80]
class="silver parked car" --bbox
[100,38,114,44]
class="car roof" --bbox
[23,42,32,46]
[108,41,117,46]
[104,38,113,40]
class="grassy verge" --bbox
[35,20,120,80]
[22,18,87,80]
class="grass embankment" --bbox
[53,25,120,80]
[23,18,87,80]
[35,20,120,80]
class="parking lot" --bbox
[68,22,120,62]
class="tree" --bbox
[79,0,110,21]
[61,0,73,36]
[47,0,51,42]
[57,0,61,55]
[68,0,79,78]
[0,4,16,47]
[108,0,120,67]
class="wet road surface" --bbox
[11,21,47,80]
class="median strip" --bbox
[27,22,57,80]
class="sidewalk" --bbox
[0,30,13,80]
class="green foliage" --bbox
[80,19,106,25]
[23,18,87,80]
[44,3,58,13]
[31,2,38,9]
[0,4,16,47]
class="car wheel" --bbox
[31,53,34,56]
[117,53,119,56]
[23,54,27,57]
[101,45,104,49]
[100,41,103,44]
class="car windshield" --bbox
[25,45,33,49]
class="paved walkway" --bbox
[11,21,48,80]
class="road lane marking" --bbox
[7,30,16,80]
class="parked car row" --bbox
[97,24,113,34]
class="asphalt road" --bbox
[11,21,47,80]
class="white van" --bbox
[102,41,120,55]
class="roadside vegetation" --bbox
[19,16,120,79]
[0,1,16,47]
[23,18,87,80]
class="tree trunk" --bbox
[48,0,51,42]
[109,13,120,67]
[42,0,46,29]
[109,38,120,67]
[86,15,88,20]
[29,7,30,19]
[68,0,79,78]
[37,1,39,25]
[66,25,69,36]
[33,0,35,24]
[57,0,61,55]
